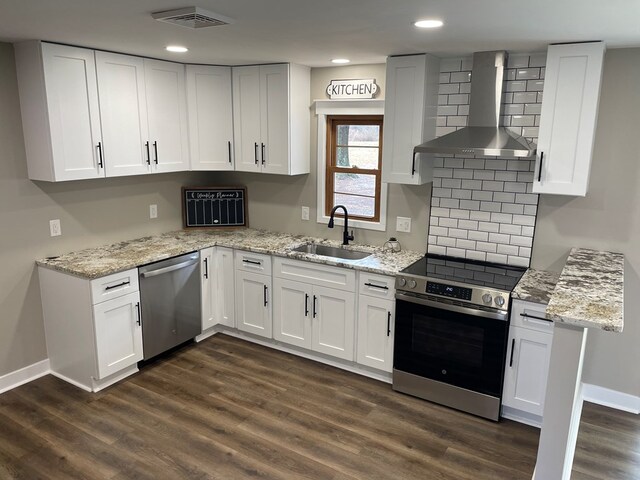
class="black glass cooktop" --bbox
[401,254,527,291]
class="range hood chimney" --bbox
[414,51,536,158]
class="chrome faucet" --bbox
[328,205,354,246]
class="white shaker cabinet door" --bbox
[273,277,312,349]
[93,291,143,380]
[357,295,394,372]
[41,43,104,181]
[95,51,151,177]
[503,326,553,417]
[216,247,236,328]
[235,271,272,339]
[311,286,355,361]
[233,66,262,172]
[533,42,605,196]
[259,64,289,175]
[144,59,190,173]
[201,247,216,331]
[186,65,234,170]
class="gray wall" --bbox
[211,63,431,252]
[0,43,212,375]
[532,48,640,397]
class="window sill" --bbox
[316,214,386,232]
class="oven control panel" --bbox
[426,282,472,301]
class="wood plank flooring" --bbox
[0,334,638,479]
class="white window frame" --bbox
[314,99,387,232]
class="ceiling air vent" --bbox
[152,6,234,29]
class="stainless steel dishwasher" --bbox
[138,251,201,360]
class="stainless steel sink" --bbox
[292,243,371,260]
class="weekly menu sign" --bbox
[182,186,247,229]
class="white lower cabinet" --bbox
[357,295,394,372]
[273,257,356,361]
[502,300,554,424]
[235,270,272,338]
[201,247,216,330]
[38,267,143,392]
[93,291,143,379]
[216,247,236,328]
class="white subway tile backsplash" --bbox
[469,211,492,222]
[439,217,459,228]
[459,199,480,210]
[446,247,467,258]
[441,198,460,209]
[500,223,522,235]
[512,91,538,104]
[497,244,520,256]
[444,158,465,169]
[487,253,508,264]
[429,54,541,266]
[468,230,489,242]
[476,242,498,253]
[474,170,495,180]
[440,83,460,95]
[516,68,541,80]
[428,244,447,255]
[466,251,487,262]
[450,71,472,83]
[491,212,513,224]
[472,190,494,201]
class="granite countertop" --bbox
[546,248,624,332]
[512,268,561,305]
[36,228,423,280]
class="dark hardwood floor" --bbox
[0,334,638,479]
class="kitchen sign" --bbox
[326,79,379,99]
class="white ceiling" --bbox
[1,0,639,67]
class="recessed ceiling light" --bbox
[414,19,444,29]
[331,58,350,64]
[166,45,188,53]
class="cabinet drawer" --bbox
[235,251,272,275]
[510,299,554,334]
[358,272,395,300]
[90,269,139,305]
[274,257,356,291]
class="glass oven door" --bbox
[394,292,509,397]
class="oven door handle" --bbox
[395,292,509,322]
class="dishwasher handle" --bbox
[140,258,199,278]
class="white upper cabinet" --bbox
[144,59,190,173]
[186,65,234,170]
[15,41,104,181]
[95,52,151,177]
[533,42,606,196]
[382,54,440,185]
[232,63,310,175]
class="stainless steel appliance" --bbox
[139,252,202,360]
[393,255,526,421]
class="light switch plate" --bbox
[49,219,61,237]
[149,204,158,219]
[396,216,412,233]
[301,206,310,221]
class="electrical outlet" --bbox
[396,216,412,233]
[49,219,61,237]
[149,204,158,219]
[301,206,310,221]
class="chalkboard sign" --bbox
[182,187,247,229]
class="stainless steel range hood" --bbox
[414,51,536,158]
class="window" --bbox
[325,115,383,223]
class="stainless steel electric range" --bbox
[393,254,526,421]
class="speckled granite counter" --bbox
[512,269,561,305]
[546,248,624,332]
[36,229,423,280]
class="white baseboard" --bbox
[0,359,50,395]
[582,383,640,414]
